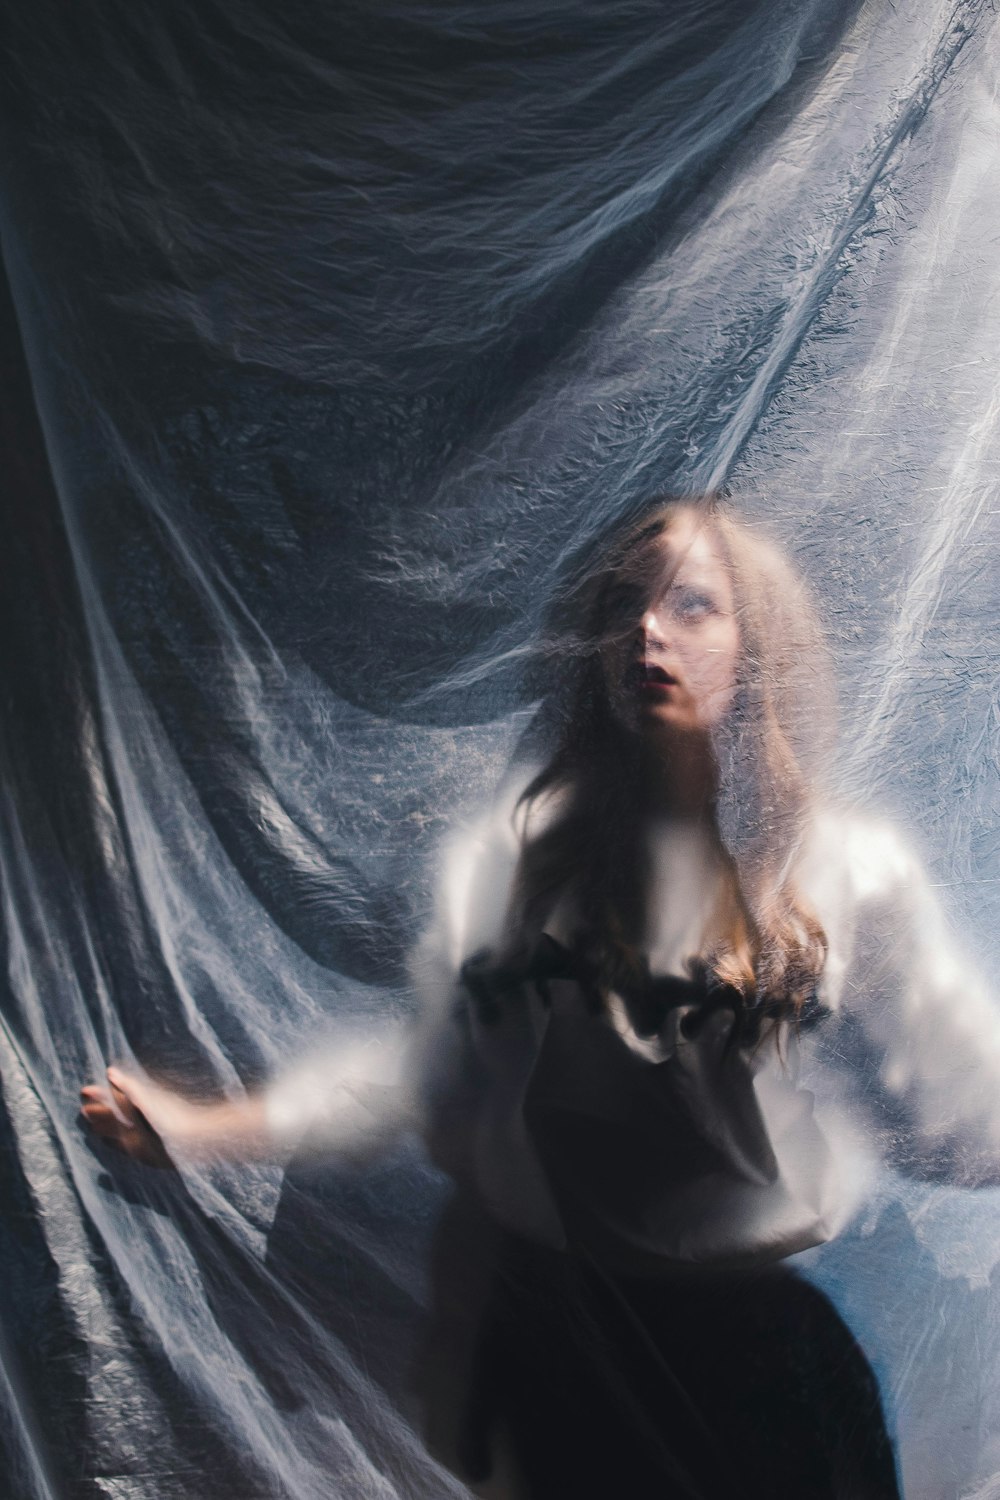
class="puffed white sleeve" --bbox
[262,787,523,1163]
[405,790,527,1177]
[262,1027,415,1162]
[815,818,1000,1186]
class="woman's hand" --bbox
[80,1066,272,1165]
[80,1068,185,1167]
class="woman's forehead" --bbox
[605,511,730,600]
[655,518,729,587]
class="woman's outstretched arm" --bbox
[80,782,529,1171]
[809,816,1000,1186]
[82,1025,421,1168]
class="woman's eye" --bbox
[671,589,715,622]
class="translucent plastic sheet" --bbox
[1,1,999,1496]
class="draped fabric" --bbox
[1,2,999,1495]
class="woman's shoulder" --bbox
[796,805,951,1013]
[802,805,984,989]
[417,764,565,975]
[441,764,558,881]
[798,804,925,910]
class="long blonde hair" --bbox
[506,497,832,1019]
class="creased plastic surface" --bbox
[1,2,999,1496]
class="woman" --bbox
[83,498,1000,1498]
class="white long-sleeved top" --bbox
[266,777,1000,1271]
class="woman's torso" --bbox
[422,813,865,1274]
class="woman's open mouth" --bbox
[637,662,678,693]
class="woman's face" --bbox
[599,514,741,739]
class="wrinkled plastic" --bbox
[1,1,999,1496]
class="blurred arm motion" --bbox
[805,816,1000,1188]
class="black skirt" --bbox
[429,1220,901,1500]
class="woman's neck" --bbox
[637,729,717,823]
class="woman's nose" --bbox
[640,607,671,650]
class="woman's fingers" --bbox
[80,1084,124,1130]
[106,1066,151,1118]
[80,1070,175,1168]
[80,1096,122,1137]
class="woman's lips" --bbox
[637,662,678,693]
